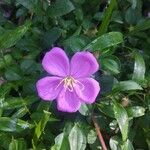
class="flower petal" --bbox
[75,78,100,104]
[36,77,63,101]
[57,89,81,112]
[42,47,70,77]
[70,51,99,78]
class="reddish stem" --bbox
[92,116,107,150]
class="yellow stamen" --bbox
[55,76,84,92]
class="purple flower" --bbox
[36,47,100,112]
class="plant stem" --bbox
[92,116,107,150]
[98,0,117,35]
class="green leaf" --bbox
[48,0,75,17]
[87,130,97,144]
[130,19,150,34]
[101,58,120,74]
[63,36,89,52]
[127,106,145,118]
[17,0,36,11]
[0,22,31,50]
[121,139,134,150]
[97,102,115,118]
[43,27,61,49]
[0,96,36,110]
[33,109,51,145]
[0,117,33,132]
[109,136,122,150]
[9,138,26,150]
[125,7,139,25]
[79,104,92,116]
[0,133,11,149]
[83,32,123,52]
[100,75,116,94]
[113,102,129,141]
[53,133,70,150]
[12,107,28,119]
[69,124,86,150]
[112,80,143,92]
[132,51,145,82]
[5,69,21,81]
[0,54,13,69]
[98,0,117,35]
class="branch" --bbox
[92,116,107,150]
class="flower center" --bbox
[55,76,84,92]
[64,76,75,92]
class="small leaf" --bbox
[9,138,26,150]
[0,133,11,149]
[0,22,31,50]
[130,19,150,34]
[109,136,122,150]
[125,7,138,25]
[132,51,145,82]
[0,96,36,110]
[5,69,21,81]
[0,117,33,132]
[54,133,70,150]
[48,0,75,17]
[101,58,120,74]
[113,102,129,141]
[87,130,97,144]
[69,124,86,150]
[97,102,115,118]
[113,80,143,92]
[100,75,116,94]
[0,54,13,69]
[121,139,134,150]
[12,107,28,118]
[63,35,89,52]
[33,109,51,144]
[79,104,92,116]
[83,32,123,52]
[127,106,145,118]
[42,27,61,49]
[17,0,36,11]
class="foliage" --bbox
[0,0,149,149]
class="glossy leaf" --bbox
[63,36,88,52]
[127,106,145,118]
[53,133,70,150]
[132,51,145,82]
[101,58,120,74]
[83,32,123,52]
[113,80,143,92]
[69,124,86,150]
[113,102,129,141]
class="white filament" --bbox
[55,76,85,92]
